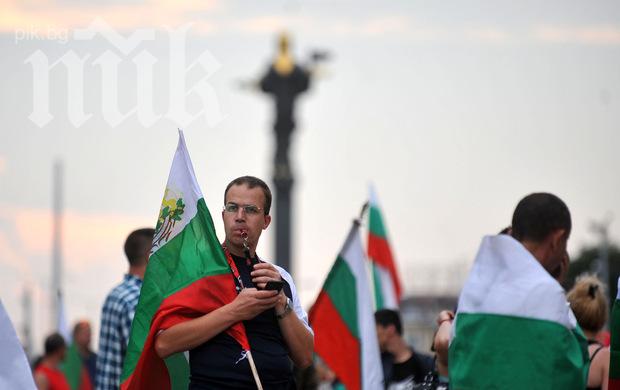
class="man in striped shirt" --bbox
[95,228,153,390]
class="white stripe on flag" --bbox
[0,300,36,390]
[342,226,383,390]
[377,266,398,309]
[456,234,576,329]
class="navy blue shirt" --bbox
[189,254,295,389]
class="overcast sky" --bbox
[1,0,619,355]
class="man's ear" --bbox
[263,214,272,229]
[549,229,567,251]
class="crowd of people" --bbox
[29,179,614,389]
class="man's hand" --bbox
[251,262,282,289]
[274,290,288,315]
[155,287,280,358]
[230,288,280,321]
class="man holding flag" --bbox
[154,175,313,388]
[120,132,312,390]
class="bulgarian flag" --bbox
[120,131,252,390]
[609,276,620,389]
[449,234,589,389]
[309,221,383,390]
[367,187,401,310]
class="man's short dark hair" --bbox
[124,228,155,266]
[44,332,66,356]
[375,309,403,335]
[224,176,272,215]
[511,193,571,243]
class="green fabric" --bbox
[164,354,190,389]
[61,343,82,390]
[368,206,387,239]
[322,256,359,338]
[122,199,228,381]
[449,313,589,390]
[371,263,384,310]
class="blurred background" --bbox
[1,0,619,357]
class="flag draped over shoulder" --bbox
[0,299,36,390]
[309,221,383,390]
[609,277,620,390]
[121,131,249,390]
[449,234,588,390]
[367,187,401,310]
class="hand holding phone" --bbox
[264,280,284,292]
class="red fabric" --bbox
[35,364,71,390]
[309,291,361,390]
[121,273,249,390]
[610,378,620,390]
[368,233,402,301]
[78,366,92,390]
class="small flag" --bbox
[367,186,401,309]
[310,220,383,389]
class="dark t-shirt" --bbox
[188,254,295,389]
[383,350,434,390]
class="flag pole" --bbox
[359,201,369,222]
[246,350,263,390]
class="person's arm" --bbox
[34,372,48,390]
[274,292,314,368]
[155,288,280,358]
[433,310,454,377]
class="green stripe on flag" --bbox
[151,200,229,298]
[322,257,359,338]
[450,313,588,389]
[371,263,384,310]
[164,354,190,389]
[122,198,229,381]
[368,206,387,239]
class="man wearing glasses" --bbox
[155,176,313,389]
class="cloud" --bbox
[533,24,620,45]
[1,204,150,273]
[227,15,308,34]
[0,0,218,33]
[464,28,513,44]
[0,155,5,175]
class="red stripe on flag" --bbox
[368,232,402,301]
[310,290,361,390]
[610,378,620,390]
[121,273,248,390]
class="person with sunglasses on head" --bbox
[155,176,314,389]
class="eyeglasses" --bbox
[223,202,263,215]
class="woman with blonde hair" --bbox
[567,275,610,390]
